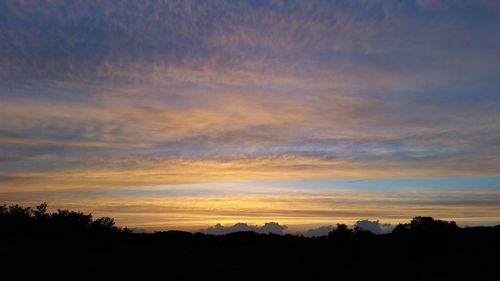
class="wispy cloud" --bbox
[1,0,500,228]
[2,180,500,230]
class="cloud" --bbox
[1,1,500,229]
[130,228,150,234]
[202,222,287,235]
[301,220,394,236]
[3,183,500,231]
[302,225,333,237]
[3,148,500,192]
[354,220,393,234]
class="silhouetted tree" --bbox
[0,203,126,234]
[50,209,93,232]
[32,202,48,219]
[353,225,374,238]
[1,203,500,280]
[5,204,33,232]
[7,204,32,219]
[328,223,354,238]
[393,216,458,235]
[91,217,118,232]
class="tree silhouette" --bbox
[0,203,122,234]
[328,223,353,238]
[1,204,499,279]
[91,216,118,232]
[33,202,48,219]
[393,216,458,234]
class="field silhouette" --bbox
[1,203,499,280]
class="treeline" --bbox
[0,203,125,234]
[1,203,500,280]
[1,202,497,237]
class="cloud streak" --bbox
[2,180,500,231]
[1,0,500,228]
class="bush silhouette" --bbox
[393,216,459,235]
[1,203,499,280]
[0,203,121,234]
[91,216,118,232]
[328,223,354,239]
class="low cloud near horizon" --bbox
[202,222,288,235]
[301,220,394,237]
[200,220,394,236]
[302,225,334,237]
[354,220,394,234]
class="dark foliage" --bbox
[0,203,121,235]
[0,203,499,280]
[393,216,459,235]
[328,223,354,237]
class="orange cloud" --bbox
[4,187,500,231]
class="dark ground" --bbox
[2,228,500,280]
[1,204,499,280]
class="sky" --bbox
[1,0,500,232]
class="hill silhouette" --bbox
[1,203,499,280]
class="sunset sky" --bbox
[1,0,500,232]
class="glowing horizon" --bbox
[1,1,500,231]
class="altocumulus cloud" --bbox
[202,222,287,235]
[1,0,500,229]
